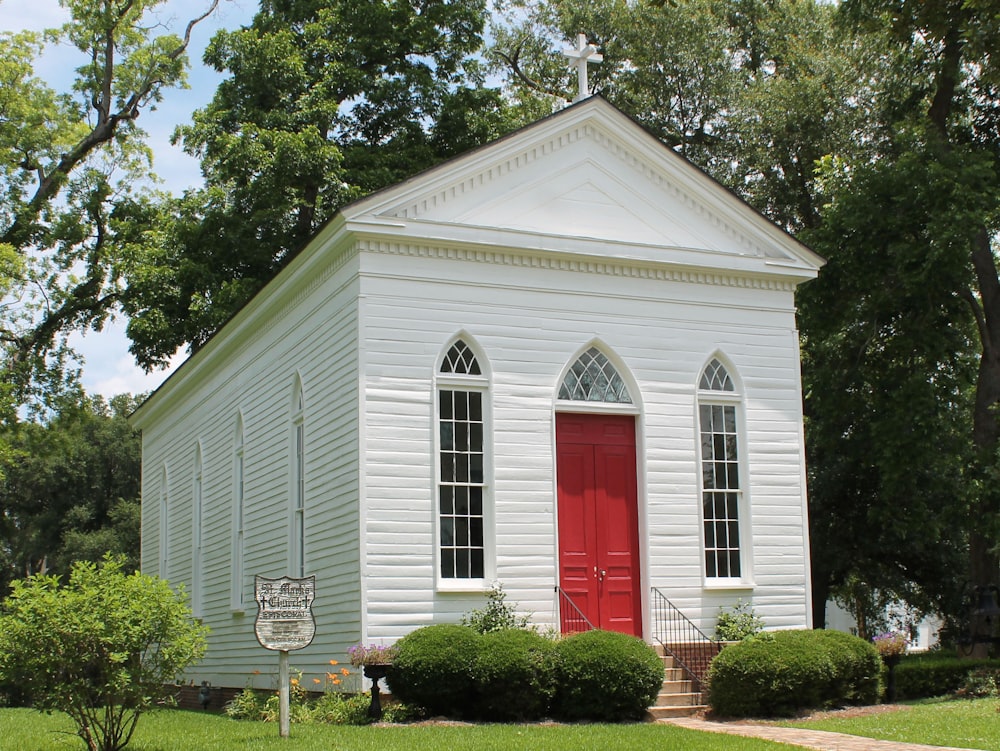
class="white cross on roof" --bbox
[562,33,603,103]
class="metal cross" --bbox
[562,33,603,103]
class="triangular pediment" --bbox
[343,97,824,276]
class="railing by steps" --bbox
[650,587,721,693]
[555,586,595,634]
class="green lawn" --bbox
[0,708,785,751]
[784,697,1000,751]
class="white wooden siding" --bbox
[137,257,365,688]
[359,247,810,638]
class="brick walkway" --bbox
[663,717,984,751]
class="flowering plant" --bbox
[873,631,907,658]
[348,643,399,667]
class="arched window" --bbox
[559,347,632,403]
[291,380,306,577]
[437,338,489,581]
[192,445,204,615]
[698,358,744,579]
[232,415,246,610]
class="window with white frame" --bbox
[558,346,632,403]
[438,339,488,580]
[292,383,305,577]
[159,465,169,578]
[232,415,246,610]
[698,358,744,579]
[192,445,204,616]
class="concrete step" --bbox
[648,703,708,719]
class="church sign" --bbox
[254,575,316,651]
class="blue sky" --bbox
[0,0,255,398]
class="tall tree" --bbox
[0,0,219,419]
[808,0,1000,608]
[0,392,142,595]
[123,0,530,369]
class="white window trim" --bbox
[434,347,494,592]
[158,465,169,579]
[192,445,204,617]
[290,385,306,578]
[231,416,246,613]
[696,372,754,588]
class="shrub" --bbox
[0,555,208,751]
[706,629,879,717]
[471,629,557,721]
[552,630,663,721]
[387,624,481,717]
[225,687,268,721]
[895,653,999,699]
[308,691,371,724]
[715,599,765,641]
[460,583,531,634]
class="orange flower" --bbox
[290,678,299,686]
[329,659,338,665]
[312,678,321,684]
[252,669,261,675]
[326,672,336,680]
[340,667,350,676]
[332,677,341,685]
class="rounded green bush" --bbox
[706,629,879,717]
[553,629,664,721]
[386,624,481,717]
[471,628,558,721]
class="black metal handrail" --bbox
[650,587,721,692]
[555,586,595,634]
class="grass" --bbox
[0,708,789,751]
[784,697,1000,750]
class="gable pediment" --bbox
[343,98,823,277]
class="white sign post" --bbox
[254,575,316,738]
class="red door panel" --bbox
[557,413,641,637]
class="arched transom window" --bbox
[559,347,632,403]
[698,358,744,580]
[438,338,488,581]
[441,339,481,375]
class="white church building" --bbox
[132,96,824,689]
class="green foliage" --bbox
[894,654,1000,700]
[0,392,142,595]
[0,555,208,751]
[552,629,663,722]
[122,0,529,368]
[715,599,765,641]
[471,629,557,721]
[956,667,1000,699]
[0,0,215,417]
[224,687,267,721]
[460,583,531,634]
[387,625,481,717]
[706,630,879,717]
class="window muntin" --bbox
[559,347,632,403]
[438,340,487,580]
[700,358,735,392]
[441,340,481,375]
[698,359,743,580]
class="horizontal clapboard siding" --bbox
[138,254,364,690]
[359,248,810,637]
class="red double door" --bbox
[556,413,642,637]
